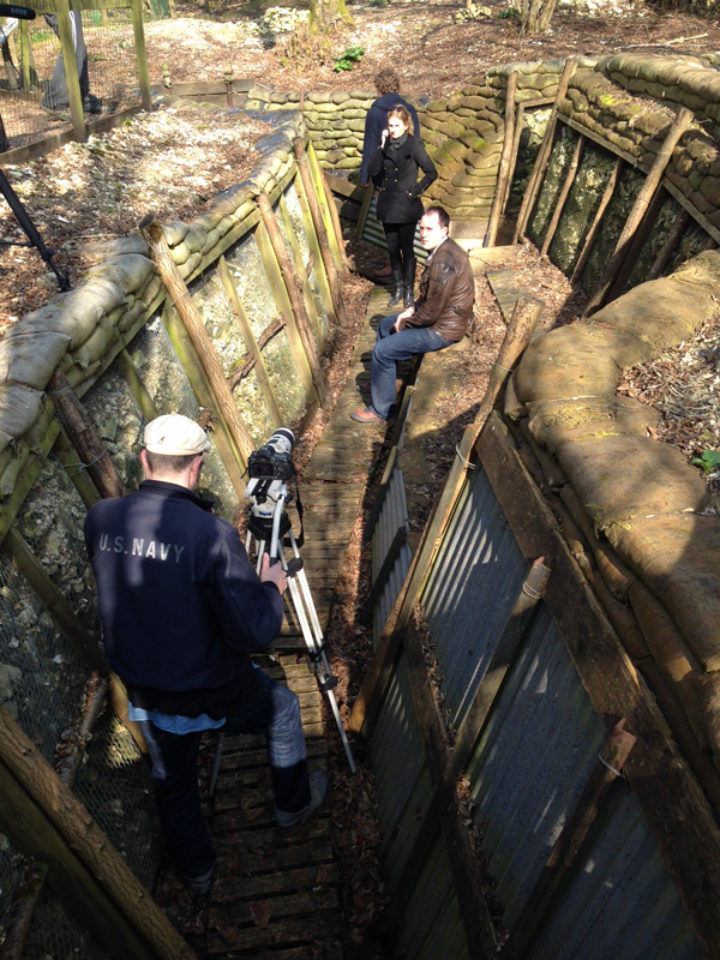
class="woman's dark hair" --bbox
[375,68,400,96]
[387,104,414,137]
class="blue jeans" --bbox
[144,670,310,879]
[369,313,453,419]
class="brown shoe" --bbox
[351,406,383,423]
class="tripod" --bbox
[243,477,356,774]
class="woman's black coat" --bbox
[368,134,438,224]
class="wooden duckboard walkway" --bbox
[197,284,393,958]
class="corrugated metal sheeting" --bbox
[367,463,703,959]
[370,658,471,958]
[421,467,527,728]
[361,193,428,263]
[372,466,413,641]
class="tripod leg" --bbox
[209,732,224,798]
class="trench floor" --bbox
[189,283,393,959]
[188,242,529,956]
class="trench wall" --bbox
[0,107,343,956]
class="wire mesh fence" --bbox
[1,0,166,153]
[0,453,158,956]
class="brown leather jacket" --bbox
[405,237,475,342]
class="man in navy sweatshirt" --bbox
[84,414,327,894]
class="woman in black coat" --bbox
[367,105,438,307]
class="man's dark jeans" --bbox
[369,312,453,419]
[143,670,310,880]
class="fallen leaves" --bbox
[0,103,272,331]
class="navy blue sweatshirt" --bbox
[84,480,284,717]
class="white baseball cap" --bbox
[143,414,210,456]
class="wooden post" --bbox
[55,0,85,141]
[52,426,101,508]
[484,70,518,248]
[540,133,584,257]
[277,190,323,338]
[513,58,577,244]
[293,138,348,324]
[47,369,125,499]
[354,184,374,240]
[502,101,526,217]
[471,296,544,436]
[253,219,316,400]
[160,303,249,496]
[115,349,159,423]
[292,170,338,324]
[319,162,349,274]
[305,139,345,273]
[18,20,32,91]
[499,720,636,960]
[130,0,152,110]
[217,255,284,426]
[646,207,690,281]
[605,181,665,301]
[583,106,693,317]
[570,157,622,284]
[0,708,195,960]
[139,217,254,465]
[401,615,498,959]
[257,192,328,407]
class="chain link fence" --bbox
[1,0,166,153]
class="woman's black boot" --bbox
[402,259,416,308]
[388,268,404,307]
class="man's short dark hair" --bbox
[424,206,450,230]
[145,451,199,474]
[375,68,400,96]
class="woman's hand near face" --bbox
[380,128,389,148]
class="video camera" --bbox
[247,427,295,485]
[244,428,300,546]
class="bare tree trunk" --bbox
[521,0,559,35]
[308,0,353,31]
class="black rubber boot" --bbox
[387,267,404,307]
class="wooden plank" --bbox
[476,412,720,958]
[0,762,160,960]
[212,889,339,925]
[570,156,623,284]
[582,106,694,315]
[207,910,341,954]
[540,132,583,257]
[325,171,365,201]
[605,180,666,301]
[513,58,578,244]
[0,710,194,959]
[214,862,339,899]
[485,70,517,248]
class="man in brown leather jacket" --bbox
[352,206,475,423]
